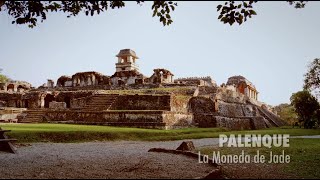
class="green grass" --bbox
[1,124,319,143]
[199,138,320,179]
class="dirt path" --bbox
[0,139,219,179]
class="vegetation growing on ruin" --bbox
[199,138,320,179]
[1,123,319,143]
[100,87,195,96]
[0,68,8,83]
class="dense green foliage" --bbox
[0,1,307,28]
[274,103,298,126]
[290,90,320,129]
[304,58,320,97]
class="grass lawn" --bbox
[1,123,320,143]
[199,138,320,179]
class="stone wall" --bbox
[217,101,245,117]
[170,95,192,113]
[188,97,216,114]
[162,112,194,129]
[110,94,171,111]
[195,114,266,130]
[215,88,248,104]
[49,101,66,109]
[43,110,192,129]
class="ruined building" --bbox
[0,49,286,130]
[226,75,258,100]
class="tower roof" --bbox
[226,75,257,90]
[116,49,139,59]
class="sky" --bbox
[1,1,320,106]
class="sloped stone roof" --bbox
[111,70,143,78]
[116,49,139,59]
[226,75,257,90]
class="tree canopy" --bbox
[304,58,320,97]
[290,90,320,129]
[273,103,298,126]
[0,1,307,28]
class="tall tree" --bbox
[290,90,320,129]
[0,1,307,28]
[274,103,298,126]
[304,58,320,97]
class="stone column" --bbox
[40,96,45,108]
[127,56,132,63]
[13,84,18,92]
[87,76,92,86]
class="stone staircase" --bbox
[82,94,119,110]
[19,110,46,123]
[256,106,287,127]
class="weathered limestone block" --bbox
[188,97,215,114]
[218,102,244,117]
[250,117,267,129]
[242,105,255,117]
[171,95,192,113]
[176,141,195,151]
[162,112,194,128]
[215,116,252,130]
[110,95,171,110]
[49,101,66,109]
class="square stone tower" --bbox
[115,49,139,72]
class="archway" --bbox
[64,97,71,108]
[24,100,29,108]
[44,94,55,108]
[17,85,25,92]
[7,84,14,92]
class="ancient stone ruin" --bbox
[0,49,286,130]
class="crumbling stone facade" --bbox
[148,69,174,84]
[174,76,216,87]
[0,81,32,92]
[0,49,286,130]
[226,75,258,100]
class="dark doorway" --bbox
[44,94,55,108]
[25,100,29,108]
[7,84,14,91]
[17,85,25,92]
[64,97,71,108]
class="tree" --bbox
[290,90,320,129]
[304,58,320,98]
[0,68,8,83]
[274,103,298,126]
[0,1,307,28]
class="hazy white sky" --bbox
[1,1,320,105]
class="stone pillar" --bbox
[47,79,54,88]
[87,76,92,86]
[118,57,122,63]
[40,96,45,108]
[13,84,18,92]
[127,56,132,63]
